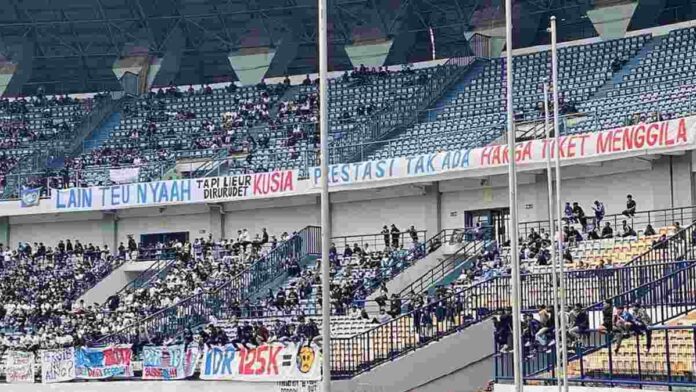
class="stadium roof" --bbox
[0,0,692,94]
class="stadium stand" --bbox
[4,6,696,391]
[0,94,109,197]
[368,35,650,159]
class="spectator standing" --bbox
[381,226,390,248]
[407,225,419,244]
[390,224,401,248]
[592,200,605,226]
[572,202,588,231]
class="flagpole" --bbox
[544,80,563,391]
[505,0,524,389]
[550,16,569,391]
[318,0,332,389]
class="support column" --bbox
[209,205,224,241]
[423,182,442,237]
[100,212,118,253]
[0,216,9,248]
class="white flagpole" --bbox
[550,16,569,391]
[544,81,563,391]
[318,0,332,389]
[505,0,524,389]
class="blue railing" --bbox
[495,260,696,387]
[98,225,321,343]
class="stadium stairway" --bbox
[248,252,318,302]
[363,230,482,311]
[82,111,122,151]
[76,259,157,305]
[343,59,476,163]
[332,318,496,392]
[591,35,664,99]
[420,58,489,122]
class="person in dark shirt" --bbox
[644,224,656,236]
[390,224,401,248]
[343,244,353,258]
[494,308,513,352]
[622,194,636,218]
[569,303,589,344]
[599,299,613,336]
[388,294,402,318]
[381,225,390,248]
[261,228,269,245]
[408,225,419,243]
[572,202,588,231]
[601,222,614,239]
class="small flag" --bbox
[20,187,40,208]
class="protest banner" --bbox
[75,345,133,379]
[200,343,321,382]
[40,347,76,384]
[142,344,199,380]
[5,351,35,383]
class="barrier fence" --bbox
[495,260,696,388]
[516,205,696,243]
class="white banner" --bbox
[200,343,321,382]
[49,169,301,212]
[109,167,140,184]
[40,347,76,384]
[5,351,35,384]
[309,116,694,188]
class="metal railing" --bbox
[97,226,321,343]
[626,219,696,267]
[495,260,696,387]
[331,230,427,252]
[329,272,503,378]
[114,258,177,298]
[397,227,492,297]
[330,220,696,378]
[516,205,696,242]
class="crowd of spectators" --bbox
[0,240,124,351]
[0,226,300,354]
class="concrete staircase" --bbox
[82,111,122,152]
[591,35,664,99]
[421,58,489,122]
[332,319,495,392]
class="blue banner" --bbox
[74,345,133,379]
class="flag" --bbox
[20,187,41,208]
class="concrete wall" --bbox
[5,156,693,247]
[333,319,494,392]
[77,261,133,305]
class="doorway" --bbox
[464,208,510,244]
